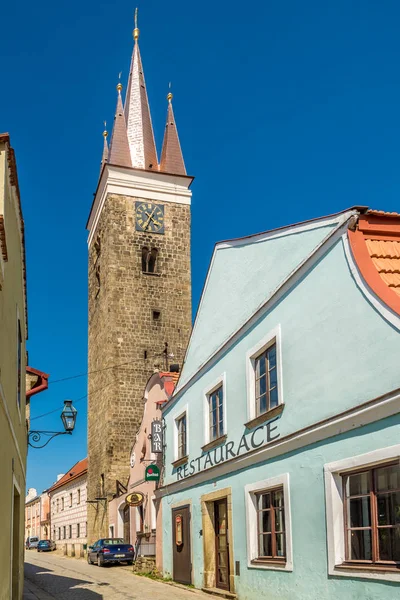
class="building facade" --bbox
[25,490,40,542]
[48,459,88,556]
[108,370,178,572]
[0,132,28,600]
[159,208,400,599]
[87,15,192,543]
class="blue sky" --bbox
[2,1,400,494]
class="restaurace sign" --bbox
[175,417,280,481]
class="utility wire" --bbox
[30,381,113,422]
[48,361,131,385]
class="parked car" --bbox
[87,538,134,567]
[26,537,39,550]
[37,539,56,552]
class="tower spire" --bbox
[100,122,109,175]
[108,80,132,168]
[124,9,158,170]
[160,89,186,175]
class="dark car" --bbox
[87,538,134,567]
[37,540,56,552]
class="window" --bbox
[69,525,72,539]
[53,527,56,540]
[17,318,22,410]
[142,247,158,274]
[176,414,187,459]
[136,505,144,533]
[255,344,278,417]
[208,386,224,441]
[69,493,73,507]
[56,499,59,513]
[152,310,161,321]
[61,497,64,511]
[324,445,400,582]
[109,525,114,538]
[256,488,285,560]
[63,526,66,539]
[245,473,292,571]
[343,463,399,564]
[58,527,61,540]
[100,474,105,497]
[151,496,157,531]
[77,523,80,538]
[77,489,81,505]
[246,326,283,426]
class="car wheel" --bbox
[97,555,104,567]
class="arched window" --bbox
[142,247,158,274]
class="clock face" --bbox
[135,202,165,234]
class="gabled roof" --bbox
[176,208,358,392]
[47,458,87,493]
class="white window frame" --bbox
[203,373,227,446]
[246,324,283,422]
[324,444,400,583]
[245,473,292,571]
[173,404,189,461]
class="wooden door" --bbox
[172,506,192,584]
[123,505,130,542]
[215,499,230,590]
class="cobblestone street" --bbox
[24,553,216,600]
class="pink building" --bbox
[108,371,178,572]
[25,489,40,543]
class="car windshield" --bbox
[103,538,125,545]
[30,538,39,542]
[39,540,49,544]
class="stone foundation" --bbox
[133,555,157,573]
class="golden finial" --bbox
[103,121,108,138]
[117,72,123,92]
[167,81,173,102]
[133,7,139,40]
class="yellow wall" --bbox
[0,138,28,600]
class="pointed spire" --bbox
[160,90,186,175]
[99,122,109,175]
[108,81,132,168]
[124,9,158,170]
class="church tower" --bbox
[86,13,192,542]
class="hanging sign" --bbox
[151,420,163,453]
[145,464,160,482]
[126,492,145,507]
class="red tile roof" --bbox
[159,371,180,399]
[47,458,87,493]
[348,211,400,314]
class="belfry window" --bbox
[142,247,158,274]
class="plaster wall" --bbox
[161,417,400,599]
[163,239,400,481]
[49,475,87,547]
[0,140,27,600]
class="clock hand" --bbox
[143,208,156,230]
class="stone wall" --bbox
[87,193,191,542]
[133,555,157,574]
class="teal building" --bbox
[158,207,400,599]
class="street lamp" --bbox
[28,400,78,448]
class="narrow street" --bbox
[24,553,214,600]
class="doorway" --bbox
[123,505,130,542]
[12,485,21,599]
[214,499,229,590]
[172,505,192,584]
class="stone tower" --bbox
[86,14,192,542]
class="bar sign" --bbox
[151,420,163,453]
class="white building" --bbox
[48,458,87,556]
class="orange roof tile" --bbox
[159,371,180,398]
[348,210,400,314]
[366,239,400,297]
[47,458,87,493]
